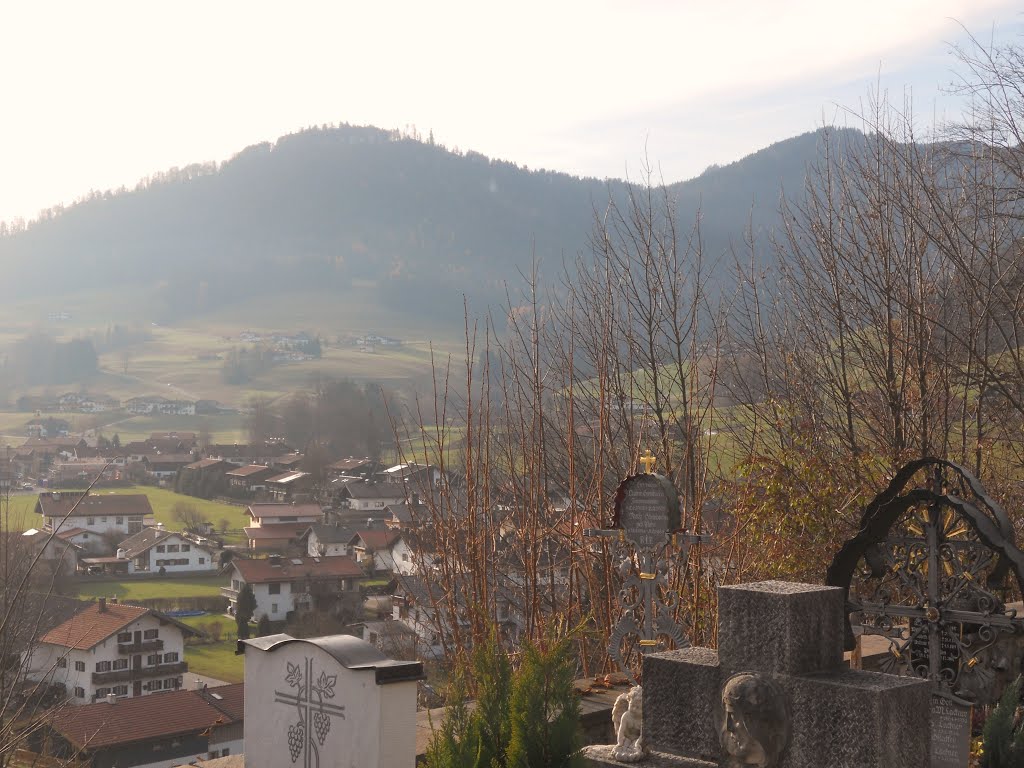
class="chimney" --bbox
[192,677,205,691]
[106,693,117,704]
[98,597,106,612]
[110,597,118,604]
[269,554,282,567]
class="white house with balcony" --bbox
[117,527,217,573]
[22,599,199,705]
[224,555,365,623]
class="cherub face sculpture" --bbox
[715,673,790,768]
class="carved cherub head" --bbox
[716,673,790,768]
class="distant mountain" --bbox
[0,124,852,328]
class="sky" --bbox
[1,0,1022,225]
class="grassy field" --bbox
[180,613,245,684]
[72,575,228,601]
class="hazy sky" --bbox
[1,1,1021,225]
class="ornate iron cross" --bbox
[827,459,1024,706]
[274,657,347,767]
[585,459,709,683]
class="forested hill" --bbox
[0,124,847,327]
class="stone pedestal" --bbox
[584,581,932,768]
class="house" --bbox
[270,452,304,472]
[223,556,364,623]
[177,458,231,498]
[263,470,312,502]
[49,460,123,486]
[303,523,357,557]
[137,453,195,481]
[124,397,196,416]
[204,441,294,467]
[36,492,156,545]
[22,598,199,705]
[325,456,375,479]
[392,575,465,659]
[117,527,217,574]
[374,462,441,489]
[352,619,418,660]
[349,529,416,575]
[17,528,81,577]
[223,464,276,498]
[243,503,323,553]
[40,682,243,768]
[383,496,429,530]
[333,479,407,512]
[123,438,192,463]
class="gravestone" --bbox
[239,633,424,768]
[583,581,932,768]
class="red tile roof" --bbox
[233,556,363,583]
[54,527,89,540]
[38,602,149,650]
[225,464,274,478]
[49,683,244,750]
[353,529,402,551]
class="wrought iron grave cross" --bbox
[584,452,710,682]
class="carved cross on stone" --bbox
[585,581,933,768]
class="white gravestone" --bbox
[239,633,423,768]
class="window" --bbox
[222,748,230,756]
[402,552,409,561]
[143,629,159,639]
[95,661,111,672]
[156,545,165,553]
[181,544,190,552]
[163,652,179,663]
[113,685,128,696]
[74,661,85,672]
[147,654,162,666]
[130,516,141,523]
[56,657,67,668]
[375,502,385,508]
[96,687,110,697]
[117,632,132,643]
[74,687,84,698]
[269,582,281,595]
[165,678,178,689]
[199,557,205,565]
[101,517,107,523]
[113,659,128,670]
[271,603,278,614]
[116,516,123,524]
[86,517,95,525]
[232,579,241,591]
[166,544,179,553]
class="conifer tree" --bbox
[424,671,476,768]
[982,676,1024,768]
[469,633,512,767]
[505,634,582,768]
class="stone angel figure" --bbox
[611,685,647,762]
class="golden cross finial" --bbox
[639,449,657,474]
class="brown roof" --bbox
[243,523,310,540]
[38,602,149,650]
[232,556,363,583]
[36,492,154,520]
[184,458,229,470]
[352,529,402,551]
[246,503,323,519]
[54,527,89,540]
[118,527,212,559]
[265,470,310,485]
[328,457,374,472]
[225,464,274,478]
[49,683,244,750]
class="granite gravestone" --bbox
[583,581,932,768]
[238,633,423,768]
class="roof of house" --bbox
[246,503,323,519]
[206,442,293,458]
[232,556,363,583]
[123,438,185,454]
[265,470,310,485]
[53,527,89,541]
[351,529,402,551]
[38,602,148,649]
[243,523,312,541]
[305,523,357,544]
[385,501,428,524]
[274,453,305,468]
[183,458,229,470]
[225,464,275,478]
[36,492,154,519]
[118,527,212,559]
[38,601,199,650]
[327,457,374,472]
[49,683,244,750]
[140,453,195,466]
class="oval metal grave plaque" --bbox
[613,473,680,550]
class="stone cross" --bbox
[239,633,424,768]
[586,581,932,767]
